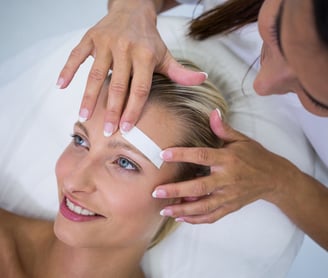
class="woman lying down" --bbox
[0,60,227,278]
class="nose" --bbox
[254,45,297,95]
[63,157,98,195]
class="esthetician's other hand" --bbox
[153,109,301,223]
[154,110,328,249]
[57,0,207,135]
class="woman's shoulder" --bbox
[0,209,27,277]
[0,208,52,277]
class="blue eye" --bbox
[116,157,137,171]
[71,134,89,149]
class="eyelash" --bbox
[70,134,140,172]
[270,15,280,46]
[71,133,89,149]
[305,92,328,111]
[114,157,139,172]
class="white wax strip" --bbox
[121,127,163,169]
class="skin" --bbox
[0,81,182,277]
[57,0,328,250]
[254,0,328,116]
[57,0,206,134]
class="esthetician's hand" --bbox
[57,0,207,135]
[152,109,298,224]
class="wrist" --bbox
[108,0,158,22]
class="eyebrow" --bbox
[275,1,284,55]
[74,122,153,164]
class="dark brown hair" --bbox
[189,0,264,40]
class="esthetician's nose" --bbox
[254,44,297,95]
[63,158,98,194]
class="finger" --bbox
[152,176,220,199]
[160,193,228,219]
[175,205,233,224]
[160,144,224,165]
[210,109,249,143]
[119,59,154,131]
[79,50,113,122]
[57,37,94,89]
[104,57,132,135]
[157,52,208,86]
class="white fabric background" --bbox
[0,0,327,277]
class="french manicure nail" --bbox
[160,208,173,217]
[79,108,89,123]
[200,72,208,79]
[152,189,167,198]
[159,150,172,160]
[104,122,114,137]
[175,217,185,223]
[56,77,65,89]
[120,122,133,134]
[216,108,222,120]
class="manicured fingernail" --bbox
[120,122,133,134]
[200,72,208,79]
[159,150,172,160]
[79,108,89,123]
[56,77,65,89]
[160,208,173,217]
[175,217,185,223]
[104,122,114,137]
[216,108,222,120]
[152,189,167,198]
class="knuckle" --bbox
[133,84,150,99]
[70,46,83,60]
[196,148,210,163]
[139,47,156,63]
[117,38,132,53]
[203,214,217,224]
[199,201,212,214]
[109,81,126,95]
[193,180,208,196]
[89,68,107,82]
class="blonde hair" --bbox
[146,59,228,248]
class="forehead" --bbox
[282,0,328,104]
[93,80,182,150]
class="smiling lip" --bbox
[60,197,104,222]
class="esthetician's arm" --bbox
[57,0,206,134]
[154,110,328,250]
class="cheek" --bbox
[55,148,75,187]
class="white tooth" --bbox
[81,208,92,216]
[65,198,96,216]
[74,206,82,214]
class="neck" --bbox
[39,236,145,278]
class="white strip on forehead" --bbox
[121,127,163,169]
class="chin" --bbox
[53,214,91,248]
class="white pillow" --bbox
[0,16,315,277]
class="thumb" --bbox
[210,109,248,143]
[157,52,208,86]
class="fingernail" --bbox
[159,150,172,160]
[175,217,185,223]
[160,208,173,217]
[56,77,65,89]
[152,189,167,198]
[79,108,89,123]
[216,108,222,120]
[120,122,133,134]
[200,72,208,79]
[104,122,114,137]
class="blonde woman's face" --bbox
[54,81,181,249]
[255,0,328,116]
